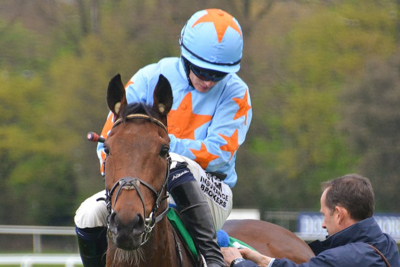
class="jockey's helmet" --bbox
[179,9,243,74]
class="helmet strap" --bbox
[181,56,194,87]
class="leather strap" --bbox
[369,245,391,267]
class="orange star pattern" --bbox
[192,9,242,43]
[190,143,219,169]
[233,90,251,125]
[124,80,134,88]
[167,93,212,140]
[219,129,239,160]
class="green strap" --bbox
[167,208,257,261]
[167,208,199,259]
[228,237,257,251]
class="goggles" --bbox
[190,64,228,82]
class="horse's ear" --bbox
[153,74,173,117]
[107,74,127,117]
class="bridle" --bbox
[113,113,168,133]
[104,113,171,246]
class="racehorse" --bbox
[101,74,314,266]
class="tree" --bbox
[234,0,397,212]
[0,73,77,225]
[341,53,400,212]
[1,0,399,226]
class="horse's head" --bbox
[103,74,173,251]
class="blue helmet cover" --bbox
[180,9,243,73]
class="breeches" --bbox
[74,153,233,231]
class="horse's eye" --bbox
[160,145,169,158]
[103,144,110,155]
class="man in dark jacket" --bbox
[222,174,400,267]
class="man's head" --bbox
[320,174,375,236]
[179,9,243,92]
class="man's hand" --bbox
[239,248,272,266]
[221,247,273,267]
[221,247,243,265]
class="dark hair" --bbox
[322,174,374,221]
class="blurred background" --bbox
[0,0,399,255]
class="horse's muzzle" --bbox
[108,211,145,250]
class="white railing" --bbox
[0,225,76,253]
[0,254,82,267]
[0,225,80,266]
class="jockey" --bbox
[74,9,252,267]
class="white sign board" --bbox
[297,212,400,241]
[228,209,260,220]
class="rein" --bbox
[105,113,171,246]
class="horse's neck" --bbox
[140,218,189,266]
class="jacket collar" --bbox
[309,217,382,255]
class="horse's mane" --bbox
[120,102,162,122]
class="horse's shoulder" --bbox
[222,219,314,264]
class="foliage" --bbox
[0,73,77,225]
[0,0,400,226]
[8,154,77,225]
[0,20,43,73]
[235,0,397,212]
[341,53,400,212]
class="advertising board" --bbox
[297,212,400,242]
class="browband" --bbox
[113,114,168,133]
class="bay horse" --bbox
[102,74,314,266]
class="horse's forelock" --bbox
[121,103,161,122]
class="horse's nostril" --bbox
[130,214,145,235]
[108,211,146,250]
[110,211,144,233]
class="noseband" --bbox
[105,113,171,246]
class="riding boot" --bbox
[170,180,225,267]
[76,226,107,267]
